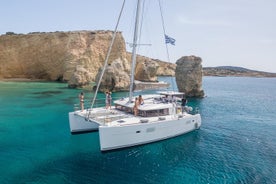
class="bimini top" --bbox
[158,91,185,96]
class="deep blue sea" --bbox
[0,77,275,184]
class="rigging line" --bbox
[158,0,175,91]
[86,0,126,119]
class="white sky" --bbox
[1,0,276,72]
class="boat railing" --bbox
[193,107,200,114]
[73,96,200,124]
[174,103,200,115]
[73,97,123,111]
[74,99,99,111]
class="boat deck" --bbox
[74,106,192,128]
[74,107,132,126]
[72,92,193,130]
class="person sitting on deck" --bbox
[162,95,169,103]
[133,97,139,116]
[138,95,144,105]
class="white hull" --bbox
[99,114,201,151]
[69,93,202,151]
[69,111,99,134]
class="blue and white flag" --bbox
[165,34,176,45]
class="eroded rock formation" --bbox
[175,56,204,97]
[0,31,126,86]
[135,58,159,82]
[0,31,176,90]
[155,60,176,76]
[95,58,130,92]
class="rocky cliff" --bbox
[0,31,176,90]
[0,31,127,85]
[175,56,204,97]
[155,59,176,76]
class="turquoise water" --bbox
[0,77,275,184]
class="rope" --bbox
[86,0,126,120]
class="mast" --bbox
[86,0,126,119]
[128,0,141,103]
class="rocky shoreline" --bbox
[1,31,275,96]
[203,66,276,78]
[0,31,176,89]
[0,78,48,82]
[1,66,275,83]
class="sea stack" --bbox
[175,55,204,98]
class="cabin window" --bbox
[140,108,169,117]
[115,104,132,113]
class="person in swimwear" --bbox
[105,91,112,109]
[133,97,139,116]
[138,95,144,105]
[79,92,84,111]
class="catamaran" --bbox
[69,0,201,151]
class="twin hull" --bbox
[69,112,99,133]
[99,114,201,151]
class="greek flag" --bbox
[165,34,176,45]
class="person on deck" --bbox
[79,92,84,111]
[162,95,169,103]
[181,97,188,113]
[133,97,139,116]
[138,95,144,105]
[105,91,112,110]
